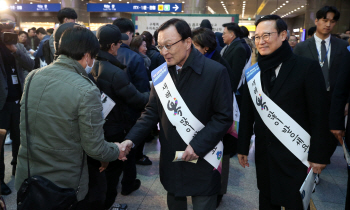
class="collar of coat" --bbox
[169,45,205,75]
[55,54,87,76]
[96,50,126,69]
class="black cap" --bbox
[53,22,80,51]
[96,24,128,44]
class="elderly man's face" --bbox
[158,25,191,66]
[255,20,287,56]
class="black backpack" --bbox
[42,39,54,65]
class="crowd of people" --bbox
[0,4,350,210]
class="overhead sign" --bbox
[9,3,61,12]
[134,15,238,35]
[87,3,182,12]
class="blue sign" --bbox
[9,3,61,12]
[87,3,182,12]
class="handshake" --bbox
[116,139,133,161]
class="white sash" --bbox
[151,62,223,172]
[245,63,310,167]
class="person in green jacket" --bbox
[15,26,129,208]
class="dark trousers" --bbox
[0,101,20,181]
[167,192,217,210]
[259,192,307,210]
[135,141,145,160]
[103,134,137,209]
[73,160,107,210]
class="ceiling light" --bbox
[243,1,245,2]
[286,1,289,3]
[277,8,280,10]
[108,2,110,3]
[30,2,32,3]
[145,12,147,13]
[182,10,184,12]
[301,5,304,7]
[283,3,285,5]
[221,1,223,3]
[14,2,17,4]
[127,1,129,3]
[280,6,282,7]
[298,7,300,9]
[162,1,164,3]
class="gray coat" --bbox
[0,43,35,110]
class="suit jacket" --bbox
[222,38,247,93]
[293,35,348,95]
[0,43,35,110]
[238,54,330,208]
[126,46,233,196]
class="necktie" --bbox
[176,68,182,81]
[321,40,329,89]
[31,38,34,50]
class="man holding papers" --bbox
[122,18,233,210]
[237,15,331,209]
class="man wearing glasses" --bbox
[237,15,330,209]
[122,18,233,210]
[288,35,298,51]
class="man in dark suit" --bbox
[0,10,34,195]
[238,15,330,210]
[122,18,233,210]
[294,6,349,164]
[221,22,246,95]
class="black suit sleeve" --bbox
[330,51,350,130]
[125,84,159,146]
[230,47,247,91]
[237,83,255,156]
[305,60,331,164]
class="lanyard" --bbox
[316,41,331,67]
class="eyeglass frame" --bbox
[254,32,278,43]
[156,38,184,51]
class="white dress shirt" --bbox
[314,33,331,68]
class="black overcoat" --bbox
[238,54,331,208]
[126,46,233,196]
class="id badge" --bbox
[12,75,18,85]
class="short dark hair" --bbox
[308,26,316,36]
[200,19,213,30]
[222,22,241,38]
[192,27,217,53]
[18,31,28,37]
[240,26,249,38]
[57,26,99,60]
[255,15,287,34]
[112,18,135,34]
[36,27,47,35]
[153,30,159,44]
[141,31,153,50]
[57,8,77,24]
[157,18,192,40]
[28,27,36,33]
[47,28,54,34]
[316,6,340,21]
[129,35,145,53]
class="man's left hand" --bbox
[182,145,199,162]
[5,44,17,53]
[309,162,326,174]
[30,51,35,56]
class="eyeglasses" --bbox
[254,32,278,42]
[156,39,183,51]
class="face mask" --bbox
[85,58,95,74]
